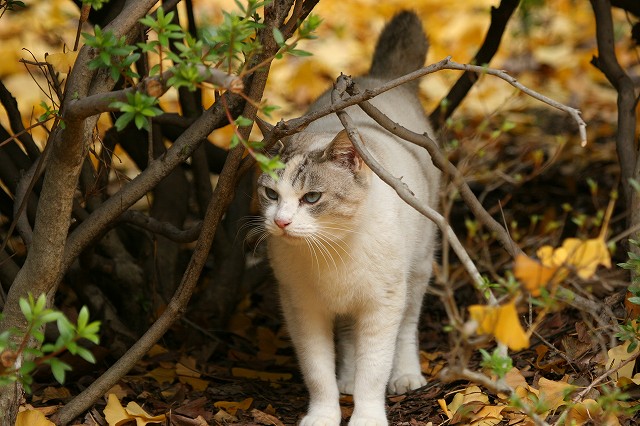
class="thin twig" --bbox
[345,79,522,259]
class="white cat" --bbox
[257,11,440,426]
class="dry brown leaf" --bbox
[251,408,285,426]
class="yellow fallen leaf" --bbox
[103,394,133,426]
[214,398,253,416]
[561,237,611,279]
[471,404,504,426]
[438,398,452,419]
[537,377,575,410]
[566,398,621,426]
[125,401,166,425]
[606,340,640,381]
[45,51,78,74]
[145,367,176,385]
[447,385,488,414]
[514,253,563,296]
[16,409,55,426]
[231,367,292,382]
[468,301,530,351]
[178,375,210,391]
[176,357,200,377]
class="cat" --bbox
[256,11,440,426]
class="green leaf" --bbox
[272,27,285,47]
[19,297,32,321]
[76,346,97,364]
[235,115,253,127]
[77,306,89,331]
[48,358,72,384]
[230,134,241,149]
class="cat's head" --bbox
[257,130,370,244]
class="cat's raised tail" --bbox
[368,10,428,84]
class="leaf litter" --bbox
[3,0,640,424]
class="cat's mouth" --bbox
[272,228,306,244]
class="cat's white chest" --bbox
[269,234,397,314]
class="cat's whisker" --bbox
[315,229,356,265]
[320,223,364,236]
[309,234,339,274]
[303,237,320,270]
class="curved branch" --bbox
[429,0,521,128]
[345,80,522,259]
[118,210,202,243]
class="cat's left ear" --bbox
[327,130,364,172]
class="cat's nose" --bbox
[275,218,291,229]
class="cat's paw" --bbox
[300,414,341,426]
[387,373,427,395]
[347,415,388,426]
[338,377,355,395]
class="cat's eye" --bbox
[264,187,279,201]
[302,192,321,204]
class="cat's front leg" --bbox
[348,309,401,426]
[281,299,341,426]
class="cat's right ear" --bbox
[326,130,364,172]
[266,138,288,157]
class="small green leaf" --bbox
[76,346,97,364]
[272,27,285,47]
[235,115,253,127]
[48,358,72,384]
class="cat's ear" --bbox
[326,130,364,171]
[266,137,288,157]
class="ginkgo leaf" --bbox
[45,51,78,73]
[104,393,133,426]
[514,254,562,296]
[214,397,253,416]
[606,341,640,381]
[468,301,530,351]
[145,367,175,385]
[560,237,611,279]
[537,377,575,410]
[16,409,55,426]
[566,399,621,426]
[231,367,292,382]
[125,401,166,425]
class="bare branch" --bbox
[269,57,587,147]
[590,0,638,206]
[346,80,523,259]
[118,211,202,243]
[67,66,242,120]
